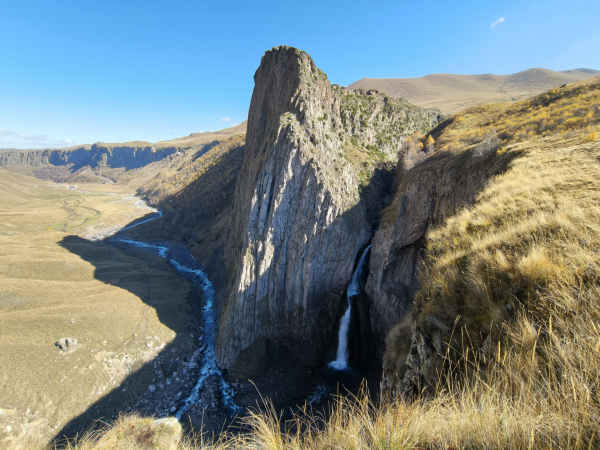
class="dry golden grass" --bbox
[0,171,196,449]
[415,76,600,156]
[387,134,600,448]
[60,135,600,449]
[55,415,185,450]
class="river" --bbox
[96,205,242,418]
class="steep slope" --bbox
[127,135,246,290]
[0,143,179,170]
[369,77,600,394]
[365,148,517,351]
[370,78,600,341]
[214,46,440,370]
[349,68,600,114]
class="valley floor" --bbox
[0,171,204,448]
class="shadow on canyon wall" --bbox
[51,156,437,444]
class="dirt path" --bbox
[55,198,101,232]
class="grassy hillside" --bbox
[383,134,600,448]
[397,77,600,172]
[127,135,245,280]
[381,79,600,448]
[349,68,600,114]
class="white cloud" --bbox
[0,128,14,135]
[59,139,74,144]
[17,133,48,142]
[491,17,505,29]
[220,117,233,122]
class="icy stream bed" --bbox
[98,204,241,418]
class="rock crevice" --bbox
[366,148,519,354]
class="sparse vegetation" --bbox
[424,77,600,154]
[0,171,195,449]
[137,136,244,236]
[383,134,600,448]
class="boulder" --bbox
[55,337,77,351]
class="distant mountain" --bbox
[348,68,600,114]
[0,121,248,153]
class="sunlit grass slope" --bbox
[386,134,600,448]
[62,136,600,450]
[429,76,600,152]
[0,172,195,449]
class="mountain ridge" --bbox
[0,121,247,153]
[349,68,600,114]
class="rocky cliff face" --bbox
[0,144,178,171]
[215,46,440,370]
[365,148,518,353]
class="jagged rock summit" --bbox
[215,46,440,371]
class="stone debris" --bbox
[148,385,156,393]
[55,337,78,351]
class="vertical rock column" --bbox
[216,47,371,369]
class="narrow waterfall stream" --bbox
[329,245,371,371]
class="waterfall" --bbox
[329,245,371,370]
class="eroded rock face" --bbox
[366,148,518,353]
[0,144,178,170]
[215,46,440,369]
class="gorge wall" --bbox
[215,46,440,370]
[365,145,520,353]
[0,143,179,171]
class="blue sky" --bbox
[1,0,598,149]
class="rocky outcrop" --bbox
[366,147,519,353]
[215,46,440,370]
[0,144,179,170]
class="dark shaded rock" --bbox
[215,46,440,370]
[0,144,178,171]
[366,147,521,354]
[229,337,268,381]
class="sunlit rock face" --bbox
[215,46,440,370]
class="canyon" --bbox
[1,45,598,448]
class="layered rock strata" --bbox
[0,144,179,171]
[215,46,440,370]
